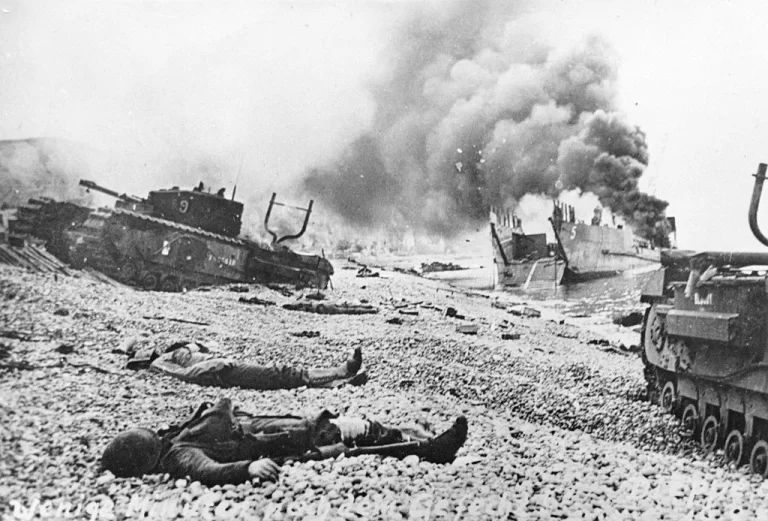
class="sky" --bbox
[2,0,768,251]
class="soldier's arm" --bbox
[150,354,233,384]
[162,446,253,485]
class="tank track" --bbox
[644,302,768,477]
[7,198,50,245]
[111,208,246,246]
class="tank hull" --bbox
[9,199,333,291]
[642,270,768,472]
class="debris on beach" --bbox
[420,261,467,273]
[238,296,276,306]
[456,324,479,335]
[289,330,320,338]
[507,306,542,318]
[283,299,378,315]
[356,265,380,278]
[612,310,644,327]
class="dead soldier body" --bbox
[131,341,366,389]
[102,397,468,485]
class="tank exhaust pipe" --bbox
[749,163,768,247]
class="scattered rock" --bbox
[456,324,479,335]
[289,331,320,338]
[402,455,420,467]
[54,343,76,354]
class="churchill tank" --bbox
[641,162,768,476]
[8,179,333,291]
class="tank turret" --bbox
[80,179,243,238]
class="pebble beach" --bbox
[2,261,768,520]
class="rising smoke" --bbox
[303,3,669,246]
[0,138,95,207]
[1,2,668,249]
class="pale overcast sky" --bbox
[2,0,768,250]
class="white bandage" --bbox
[330,418,369,441]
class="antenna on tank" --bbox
[232,154,245,201]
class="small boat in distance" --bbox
[490,203,674,289]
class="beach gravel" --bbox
[2,262,768,520]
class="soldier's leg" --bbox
[318,415,468,464]
[219,348,363,390]
[305,347,364,388]
[222,363,309,390]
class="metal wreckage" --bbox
[8,179,333,291]
[641,162,768,476]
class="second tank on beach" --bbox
[641,162,768,477]
[9,179,333,291]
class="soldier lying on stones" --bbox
[127,340,366,389]
[101,397,468,486]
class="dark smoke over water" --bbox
[303,4,668,245]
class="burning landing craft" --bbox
[490,203,675,289]
[8,179,333,291]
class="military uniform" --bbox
[106,397,467,485]
[145,342,365,390]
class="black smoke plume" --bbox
[302,4,668,244]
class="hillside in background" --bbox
[0,138,98,208]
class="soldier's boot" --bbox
[306,347,366,388]
[330,416,468,464]
[413,416,468,464]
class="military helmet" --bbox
[101,427,162,477]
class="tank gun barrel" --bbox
[662,251,768,269]
[748,163,768,247]
[79,180,142,203]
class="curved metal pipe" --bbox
[749,163,768,247]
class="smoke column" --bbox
[303,3,668,245]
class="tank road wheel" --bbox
[69,247,88,269]
[750,441,768,477]
[680,404,700,440]
[660,381,678,414]
[724,430,747,466]
[141,273,160,291]
[118,262,140,284]
[700,416,721,453]
[160,278,179,293]
[644,305,665,353]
